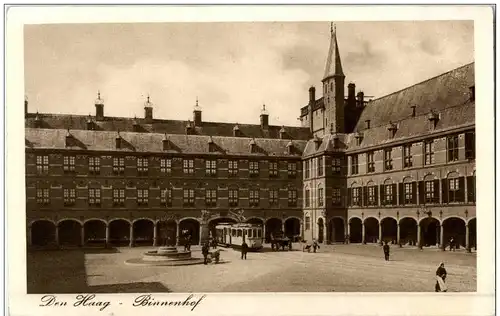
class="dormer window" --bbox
[186,121,194,135]
[411,105,416,117]
[250,139,257,153]
[65,130,73,147]
[162,134,170,151]
[34,112,41,128]
[388,122,398,138]
[86,115,94,130]
[233,124,241,137]
[428,110,440,129]
[333,136,340,149]
[469,86,475,102]
[355,132,363,146]
[365,120,371,129]
[279,126,287,139]
[286,141,294,155]
[133,117,140,132]
[314,135,322,150]
[115,133,122,149]
[208,136,216,152]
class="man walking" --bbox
[312,239,320,253]
[241,241,248,260]
[383,241,390,261]
[202,242,210,265]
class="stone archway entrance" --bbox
[209,217,237,240]
[420,217,440,247]
[31,220,56,246]
[349,218,362,243]
[442,217,466,249]
[179,219,200,245]
[329,218,345,243]
[284,218,300,238]
[364,217,379,244]
[58,220,82,246]
[84,220,106,246]
[381,218,397,244]
[265,218,282,243]
[399,217,417,246]
[109,220,131,246]
[133,219,154,246]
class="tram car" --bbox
[215,223,263,251]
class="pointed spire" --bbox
[323,22,344,80]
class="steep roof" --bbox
[25,114,312,141]
[25,128,307,157]
[323,25,344,80]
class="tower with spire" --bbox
[322,23,345,134]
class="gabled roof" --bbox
[25,114,312,141]
[25,128,307,157]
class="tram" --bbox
[215,223,263,251]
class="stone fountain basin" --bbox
[143,250,192,262]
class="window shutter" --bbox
[392,183,397,205]
[347,188,352,206]
[418,181,425,204]
[458,177,465,202]
[398,183,404,205]
[442,179,449,204]
[434,179,440,203]
[412,182,417,204]
[466,176,475,202]
[374,185,379,206]
[379,185,385,205]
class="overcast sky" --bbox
[24,21,474,126]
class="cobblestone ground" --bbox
[27,243,476,293]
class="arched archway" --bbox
[420,217,440,247]
[284,217,300,239]
[31,220,56,246]
[209,217,237,240]
[265,218,282,243]
[442,217,466,249]
[399,217,417,245]
[84,220,106,246]
[157,220,177,246]
[329,218,345,243]
[179,219,200,245]
[317,218,324,243]
[109,219,131,246]
[349,218,362,243]
[133,219,154,246]
[381,217,397,244]
[58,220,82,246]
[468,218,476,250]
[364,217,379,243]
[246,217,264,226]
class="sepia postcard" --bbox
[5,4,495,316]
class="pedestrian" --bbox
[312,239,320,253]
[211,238,217,249]
[449,237,455,252]
[435,262,448,292]
[241,241,248,260]
[202,242,210,265]
[383,241,390,261]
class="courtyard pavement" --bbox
[27,243,476,293]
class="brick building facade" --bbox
[25,26,476,250]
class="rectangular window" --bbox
[332,188,341,205]
[305,216,311,230]
[113,188,125,206]
[137,189,149,205]
[63,188,76,205]
[305,160,310,178]
[332,158,341,174]
[424,140,434,165]
[288,189,297,206]
[318,188,324,206]
[113,157,125,175]
[183,159,194,174]
[384,185,393,205]
[448,178,460,202]
[465,132,475,160]
[425,181,435,204]
[269,189,279,205]
[368,186,376,206]
[36,155,49,174]
[63,155,76,173]
[160,158,172,174]
[249,161,259,177]
[137,157,149,176]
[352,187,360,206]
[183,188,195,206]
[269,162,278,178]
[205,189,217,206]
[384,149,393,171]
[447,135,459,162]
[366,152,375,173]
[404,183,413,204]
[317,157,323,176]
[89,156,100,174]
[229,189,239,206]
[351,155,359,175]
[287,162,297,178]
[305,189,310,207]
[36,188,50,204]
[89,188,101,206]
[403,144,413,168]
[205,160,217,176]
[228,160,238,176]
[160,188,172,206]
[249,189,260,206]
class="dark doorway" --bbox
[84,220,106,246]
[399,217,417,245]
[317,217,324,243]
[157,220,177,246]
[420,217,440,247]
[265,218,282,243]
[109,219,131,246]
[133,219,154,246]
[364,217,379,243]
[209,217,237,240]
[179,219,200,245]
[381,217,397,244]
[349,218,362,243]
[330,218,345,242]
[442,217,466,248]
[58,220,82,247]
[284,218,300,238]
[31,220,56,247]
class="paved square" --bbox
[27,244,476,293]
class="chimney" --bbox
[411,106,416,117]
[260,104,269,129]
[133,116,140,132]
[348,83,356,102]
[186,121,194,135]
[144,95,153,123]
[193,98,202,127]
[95,91,104,121]
[365,119,371,129]
[356,92,364,108]
[115,132,122,149]
[309,86,316,104]
[24,96,28,117]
